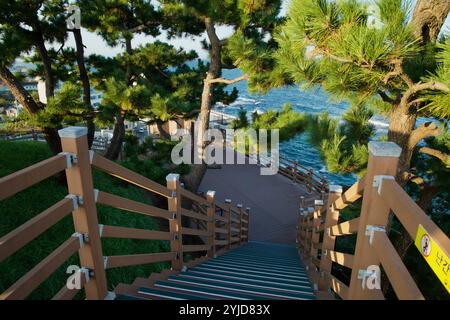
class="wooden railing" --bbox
[249,153,329,194]
[0,126,249,300]
[297,141,450,300]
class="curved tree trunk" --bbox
[411,0,450,43]
[0,65,62,154]
[104,114,125,160]
[197,17,222,159]
[73,28,95,149]
[33,18,55,100]
[105,37,133,160]
[387,104,418,180]
[156,122,171,139]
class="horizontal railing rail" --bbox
[0,126,250,300]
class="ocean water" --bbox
[216,69,391,187]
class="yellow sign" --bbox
[414,224,450,294]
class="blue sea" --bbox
[217,69,392,187]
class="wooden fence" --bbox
[297,141,450,299]
[0,126,249,300]
[249,153,328,194]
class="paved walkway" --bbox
[198,159,320,244]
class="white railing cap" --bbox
[58,126,87,138]
[329,185,343,193]
[368,141,402,158]
[166,173,180,182]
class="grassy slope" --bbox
[0,141,170,299]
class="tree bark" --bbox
[73,28,95,149]
[0,65,61,154]
[197,17,222,159]
[387,104,418,180]
[411,0,450,43]
[105,37,133,160]
[156,122,171,139]
[104,113,125,160]
[33,17,55,99]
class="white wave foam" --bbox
[369,119,389,128]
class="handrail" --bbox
[329,217,360,236]
[325,250,354,269]
[97,191,173,220]
[182,244,211,253]
[0,197,74,263]
[181,208,212,222]
[379,178,450,256]
[91,152,172,198]
[0,236,80,300]
[101,225,173,241]
[331,176,365,211]
[0,153,67,201]
[105,252,176,269]
[179,188,208,205]
[372,232,424,300]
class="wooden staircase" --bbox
[115,242,315,300]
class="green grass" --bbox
[0,140,171,299]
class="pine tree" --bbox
[159,0,283,157]
[273,0,449,181]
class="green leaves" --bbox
[419,38,450,119]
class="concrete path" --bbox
[198,161,320,244]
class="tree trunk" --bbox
[387,104,417,180]
[104,114,125,160]
[411,0,450,43]
[105,37,133,160]
[0,65,61,154]
[156,122,171,139]
[73,28,95,149]
[197,17,222,158]
[33,18,55,99]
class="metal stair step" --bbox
[138,287,212,300]
[154,280,273,300]
[170,274,315,299]
[181,270,312,290]
[195,263,309,280]
[185,269,311,286]
[206,258,306,274]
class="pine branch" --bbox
[401,81,450,107]
[419,147,450,166]
[408,121,440,149]
[377,90,397,104]
[208,74,249,84]
[382,59,414,88]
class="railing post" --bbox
[309,200,324,291]
[307,169,313,193]
[304,207,314,270]
[166,173,182,271]
[245,207,250,242]
[206,191,216,258]
[58,127,107,300]
[299,209,308,258]
[225,199,232,250]
[318,185,343,292]
[309,201,322,269]
[299,195,305,209]
[348,142,401,300]
[237,204,243,245]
